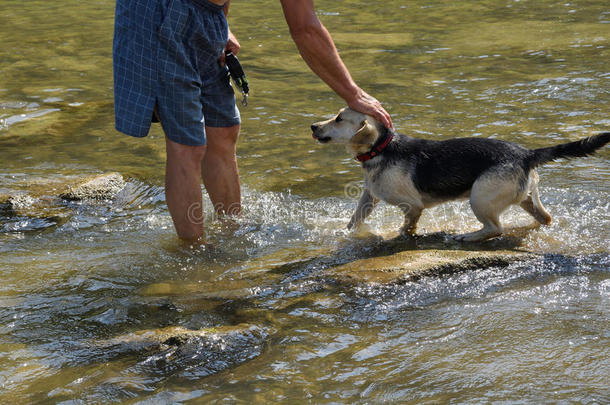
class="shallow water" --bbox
[1,0,609,402]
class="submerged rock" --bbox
[1,172,126,232]
[324,243,534,284]
[1,172,126,207]
[0,193,37,215]
[95,324,269,379]
[59,172,125,201]
[99,324,267,352]
[0,192,68,232]
[226,232,537,286]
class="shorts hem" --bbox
[204,118,241,128]
[164,135,207,147]
[116,124,149,139]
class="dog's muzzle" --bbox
[311,124,331,143]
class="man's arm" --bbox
[279,0,392,128]
[222,0,240,61]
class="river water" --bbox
[1,0,609,403]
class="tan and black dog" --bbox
[311,108,609,241]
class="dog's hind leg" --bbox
[348,188,379,230]
[399,203,422,236]
[519,171,552,225]
[454,212,503,242]
[455,169,522,242]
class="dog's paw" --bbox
[399,227,417,238]
[453,230,499,242]
[347,218,359,230]
[453,233,475,242]
[348,223,374,237]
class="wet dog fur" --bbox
[311,108,610,241]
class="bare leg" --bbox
[165,137,207,242]
[348,188,379,229]
[201,125,241,216]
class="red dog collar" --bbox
[356,132,393,162]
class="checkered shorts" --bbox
[113,0,240,146]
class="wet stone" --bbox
[60,172,125,201]
[0,193,36,215]
[95,324,269,379]
[1,172,126,233]
[324,247,535,284]
[3,193,38,210]
[311,233,538,285]
[0,192,67,232]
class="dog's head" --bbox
[311,108,382,155]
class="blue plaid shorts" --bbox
[113,0,240,146]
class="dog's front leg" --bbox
[348,188,378,230]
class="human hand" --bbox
[219,30,240,66]
[347,89,393,129]
[226,30,240,54]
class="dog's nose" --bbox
[311,124,319,132]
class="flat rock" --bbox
[99,324,266,351]
[139,280,258,301]
[1,172,126,232]
[0,193,38,214]
[324,246,534,284]
[59,172,125,201]
[0,192,67,232]
[94,324,269,379]
[319,233,537,285]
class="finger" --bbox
[375,108,392,129]
[382,110,393,129]
[378,112,390,129]
[346,93,392,128]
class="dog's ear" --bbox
[352,120,378,146]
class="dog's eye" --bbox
[335,116,343,123]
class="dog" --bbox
[311,108,609,242]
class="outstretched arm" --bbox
[279,0,392,128]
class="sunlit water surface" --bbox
[1,0,608,402]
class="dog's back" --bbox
[383,133,610,199]
[409,137,529,198]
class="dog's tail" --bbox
[526,132,610,169]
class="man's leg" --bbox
[202,125,241,216]
[165,136,207,242]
